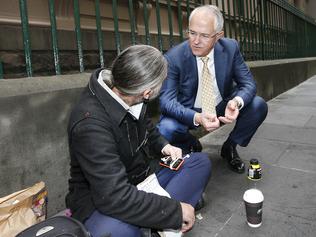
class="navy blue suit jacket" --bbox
[159,38,257,127]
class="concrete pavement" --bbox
[187,75,316,237]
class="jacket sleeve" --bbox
[231,39,257,106]
[159,54,197,127]
[70,119,183,230]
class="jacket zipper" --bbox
[124,120,134,156]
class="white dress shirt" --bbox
[192,50,244,125]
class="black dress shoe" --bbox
[221,144,245,174]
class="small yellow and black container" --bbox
[247,159,262,180]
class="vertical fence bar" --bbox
[278,4,282,58]
[271,3,278,59]
[0,60,3,79]
[264,0,268,60]
[277,5,281,59]
[271,1,276,59]
[245,0,251,60]
[258,0,264,60]
[273,2,277,59]
[232,0,238,41]
[306,22,310,57]
[266,1,271,59]
[19,0,32,77]
[221,0,227,36]
[155,0,163,52]
[94,0,104,68]
[281,6,285,58]
[128,0,137,45]
[293,15,299,57]
[142,0,151,45]
[112,0,121,54]
[226,0,233,38]
[177,0,183,42]
[73,0,84,72]
[238,1,245,54]
[167,0,174,48]
[249,0,255,59]
[286,10,290,57]
[48,0,61,75]
[186,0,191,23]
[253,0,259,60]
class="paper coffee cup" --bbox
[243,189,264,228]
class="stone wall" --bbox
[0,58,315,215]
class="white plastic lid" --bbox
[243,188,264,203]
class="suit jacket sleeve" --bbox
[229,39,256,106]
[159,53,197,127]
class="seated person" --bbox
[158,5,268,174]
[66,45,211,237]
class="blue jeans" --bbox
[84,153,211,237]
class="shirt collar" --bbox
[197,49,214,62]
[97,69,143,120]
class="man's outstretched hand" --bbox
[218,99,239,124]
[195,113,220,132]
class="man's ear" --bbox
[216,31,224,40]
[142,89,152,100]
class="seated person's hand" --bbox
[195,113,220,132]
[180,202,195,233]
[218,99,239,124]
[161,144,182,160]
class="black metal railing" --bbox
[0,0,315,79]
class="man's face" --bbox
[188,13,219,57]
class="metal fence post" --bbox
[128,0,137,45]
[186,0,191,24]
[48,0,61,75]
[258,0,265,60]
[95,0,104,68]
[0,60,3,79]
[167,0,174,48]
[19,0,32,77]
[142,0,151,45]
[73,0,84,72]
[112,0,121,54]
[155,0,163,52]
[177,0,184,42]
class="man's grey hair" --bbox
[189,5,224,33]
[102,45,167,96]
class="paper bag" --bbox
[0,181,47,237]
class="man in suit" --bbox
[158,5,268,174]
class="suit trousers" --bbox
[158,96,268,149]
[84,152,211,237]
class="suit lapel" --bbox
[184,42,198,90]
[214,42,227,97]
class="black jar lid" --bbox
[250,158,259,165]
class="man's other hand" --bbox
[180,202,195,233]
[218,99,239,124]
[195,113,220,132]
[161,144,182,160]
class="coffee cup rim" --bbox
[243,188,264,203]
